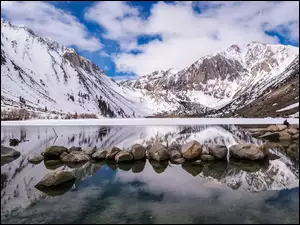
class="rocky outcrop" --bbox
[44,146,68,160]
[181,141,202,161]
[229,144,268,160]
[208,145,227,160]
[149,143,170,161]
[130,144,146,160]
[115,151,133,162]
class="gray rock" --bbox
[61,151,90,163]
[59,152,68,160]
[83,148,96,156]
[259,132,280,142]
[172,158,185,164]
[200,154,215,161]
[130,144,146,160]
[181,140,202,161]
[105,147,122,160]
[92,150,108,160]
[28,155,44,164]
[68,146,82,153]
[149,143,170,161]
[229,144,267,160]
[170,150,182,160]
[208,145,227,160]
[35,171,75,188]
[115,151,133,162]
[44,146,68,160]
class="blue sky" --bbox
[1,1,299,79]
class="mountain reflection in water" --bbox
[1,125,299,224]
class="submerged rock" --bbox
[149,143,170,161]
[92,149,108,160]
[181,140,202,161]
[208,145,227,160]
[115,151,133,163]
[28,155,44,164]
[44,146,68,160]
[130,144,146,160]
[35,171,75,188]
[229,144,267,160]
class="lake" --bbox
[1,124,299,224]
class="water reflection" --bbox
[1,125,299,224]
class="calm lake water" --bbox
[1,125,299,224]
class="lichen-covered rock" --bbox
[115,151,133,162]
[130,144,146,160]
[181,141,202,161]
[44,146,68,160]
[92,150,108,160]
[149,143,169,161]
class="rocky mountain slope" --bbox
[1,19,144,118]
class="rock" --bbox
[149,160,168,174]
[35,171,75,188]
[35,179,75,197]
[130,144,146,160]
[259,142,270,157]
[131,160,146,173]
[267,124,287,132]
[1,146,21,166]
[259,132,280,142]
[44,160,63,170]
[286,128,299,135]
[181,140,202,161]
[293,133,299,140]
[59,152,68,160]
[208,145,227,160]
[168,142,182,151]
[92,150,108,160]
[61,151,90,163]
[279,131,292,141]
[115,151,133,162]
[149,143,169,161]
[170,150,181,160]
[28,155,44,164]
[68,146,82,153]
[200,154,215,161]
[105,147,122,160]
[171,158,185,164]
[229,144,267,160]
[44,146,68,160]
[9,139,21,147]
[83,148,96,156]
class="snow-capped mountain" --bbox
[119,42,299,116]
[1,19,144,118]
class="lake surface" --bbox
[1,125,299,224]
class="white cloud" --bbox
[85,1,299,76]
[99,51,110,58]
[1,1,102,52]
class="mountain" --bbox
[119,42,299,117]
[1,19,299,118]
[1,19,144,118]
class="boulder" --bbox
[279,131,292,141]
[83,148,96,156]
[115,151,133,162]
[181,141,202,161]
[59,152,68,160]
[267,125,287,132]
[68,146,82,153]
[130,144,146,160]
[170,150,181,160]
[61,151,90,163]
[92,150,108,160]
[208,145,227,160]
[28,155,44,164]
[35,171,75,188]
[259,132,280,142]
[182,164,202,177]
[149,143,170,161]
[105,147,122,160]
[168,142,182,151]
[229,144,267,160]
[200,154,215,161]
[44,146,68,160]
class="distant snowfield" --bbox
[1,118,299,126]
